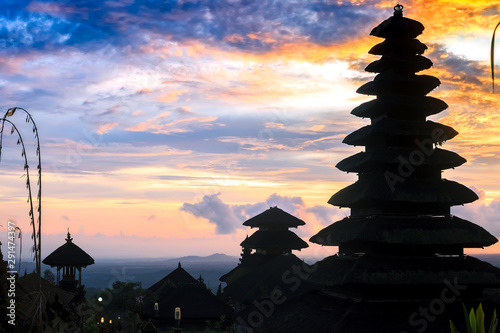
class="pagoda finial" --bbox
[178,262,181,269]
[394,4,403,17]
[66,228,73,242]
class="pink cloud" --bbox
[159,89,188,103]
[97,122,119,134]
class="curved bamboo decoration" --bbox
[491,21,500,93]
[1,107,43,332]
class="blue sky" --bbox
[1,0,500,260]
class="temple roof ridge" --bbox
[243,206,306,228]
[42,232,94,267]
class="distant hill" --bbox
[20,253,500,294]
[160,253,239,264]
[30,253,240,291]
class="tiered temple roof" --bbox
[248,6,500,333]
[310,4,497,257]
[43,231,94,291]
[43,231,94,267]
[243,206,306,228]
[148,262,198,295]
[239,206,308,255]
[220,207,313,313]
[221,207,308,286]
[300,5,500,331]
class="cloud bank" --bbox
[180,192,342,236]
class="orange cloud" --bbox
[159,89,188,103]
[309,125,325,132]
[247,32,277,44]
[127,114,217,134]
[396,0,500,40]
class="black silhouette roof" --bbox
[146,284,233,320]
[148,262,199,296]
[221,253,316,304]
[240,230,308,250]
[42,231,94,267]
[243,206,305,228]
[146,262,233,320]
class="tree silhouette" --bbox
[216,283,222,297]
[43,269,56,285]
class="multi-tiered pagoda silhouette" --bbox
[221,206,309,293]
[240,206,308,256]
[220,206,314,330]
[258,5,500,332]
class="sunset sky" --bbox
[1,0,500,261]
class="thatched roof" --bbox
[219,264,249,285]
[148,262,199,297]
[357,73,440,96]
[328,178,478,208]
[42,232,94,267]
[243,206,305,228]
[145,262,233,320]
[240,230,308,250]
[336,147,466,173]
[365,55,432,73]
[222,254,315,304]
[309,215,497,248]
[308,254,500,287]
[370,11,424,39]
[145,284,233,320]
[369,38,428,55]
[351,95,447,119]
[220,253,275,284]
[343,119,458,146]
[17,273,75,322]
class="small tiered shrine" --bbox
[220,206,308,286]
[43,230,95,292]
[301,5,500,332]
[240,206,308,256]
[220,207,314,331]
